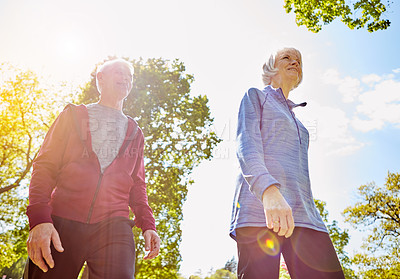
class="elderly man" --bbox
[25,59,160,279]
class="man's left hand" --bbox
[143,230,160,260]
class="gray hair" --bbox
[96,58,134,93]
[262,47,303,88]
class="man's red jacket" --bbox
[27,104,156,232]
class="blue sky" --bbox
[1,0,399,277]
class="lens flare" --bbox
[266,239,274,249]
[289,230,343,273]
[257,230,280,256]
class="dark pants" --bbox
[25,215,136,279]
[236,227,345,279]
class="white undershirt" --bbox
[87,103,128,172]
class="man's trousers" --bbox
[25,215,136,279]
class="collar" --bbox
[263,85,307,110]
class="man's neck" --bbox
[98,97,124,111]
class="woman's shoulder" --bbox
[243,86,274,106]
[244,87,265,100]
[246,86,275,98]
[247,87,263,95]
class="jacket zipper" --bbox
[278,89,302,145]
[86,172,103,223]
[83,115,138,224]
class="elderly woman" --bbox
[230,48,345,279]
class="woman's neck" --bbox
[271,80,292,99]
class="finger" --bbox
[42,243,55,269]
[144,236,160,260]
[51,229,64,253]
[31,248,48,273]
[278,216,288,236]
[144,250,156,260]
[144,233,151,251]
[152,234,161,249]
[266,213,274,229]
[271,216,280,233]
[272,218,280,233]
[151,239,160,257]
[144,246,160,260]
[285,214,295,238]
[27,241,33,258]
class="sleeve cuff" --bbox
[26,204,53,230]
[251,175,281,201]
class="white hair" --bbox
[96,58,134,93]
[262,53,279,86]
[262,47,303,88]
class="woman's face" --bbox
[273,49,302,89]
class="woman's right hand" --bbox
[262,185,295,238]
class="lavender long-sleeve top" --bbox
[230,86,327,239]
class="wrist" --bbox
[262,184,279,202]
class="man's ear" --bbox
[96,72,104,94]
[97,71,103,82]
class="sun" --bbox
[56,34,82,60]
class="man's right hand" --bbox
[27,223,64,272]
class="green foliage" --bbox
[351,253,400,279]
[0,64,55,195]
[343,171,400,278]
[279,270,291,279]
[284,0,391,32]
[0,257,27,278]
[314,199,357,279]
[205,268,237,279]
[78,57,221,278]
[0,63,62,269]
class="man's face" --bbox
[98,62,133,101]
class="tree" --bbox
[314,199,357,279]
[283,0,391,33]
[77,57,220,278]
[224,257,237,274]
[0,63,63,271]
[343,171,400,278]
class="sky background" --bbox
[1,0,400,277]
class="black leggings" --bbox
[236,226,345,279]
[25,215,136,279]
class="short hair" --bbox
[96,58,134,93]
[262,47,303,88]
